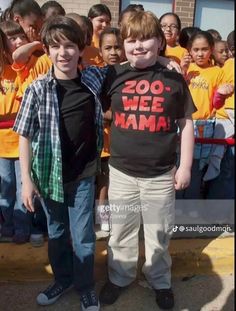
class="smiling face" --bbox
[124,36,161,69]
[160,14,180,47]
[48,36,83,79]
[91,14,111,37]
[190,37,213,68]
[100,33,124,65]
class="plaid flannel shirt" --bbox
[13,66,107,203]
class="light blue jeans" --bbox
[0,158,30,237]
[41,176,96,293]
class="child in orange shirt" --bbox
[86,4,111,67]
[0,20,30,243]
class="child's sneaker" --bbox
[37,282,72,305]
[30,233,44,247]
[80,289,100,311]
[155,288,174,310]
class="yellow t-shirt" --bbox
[187,63,224,120]
[215,58,234,119]
[165,45,188,64]
[0,64,21,157]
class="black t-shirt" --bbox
[101,62,196,178]
[56,76,97,183]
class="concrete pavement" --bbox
[0,231,234,310]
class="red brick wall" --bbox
[174,0,196,27]
[101,0,120,27]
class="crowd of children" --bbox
[0,1,234,311]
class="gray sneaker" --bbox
[80,289,100,311]
[37,282,72,305]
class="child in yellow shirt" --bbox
[0,20,30,243]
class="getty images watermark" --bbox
[172,224,232,234]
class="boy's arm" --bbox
[19,136,40,213]
[175,117,194,190]
[158,56,182,73]
[12,41,43,65]
[213,84,234,109]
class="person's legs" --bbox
[41,198,73,287]
[99,166,141,305]
[140,169,175,310]
[0,158,16,237]
[139,169,175,290]
[107,166,141,286]
[13,159,31,241]
[67,176,96,293]
[37,197,73,306]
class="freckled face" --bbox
[124,36,161,69]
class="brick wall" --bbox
[36,0,120,26]
[101,0,120,26]
[174,0,196,27]
[37,0,196,28]
[36,0,101,16]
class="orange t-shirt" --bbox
[165,45,188,64]
[83,35,105,68]
[0,64,22,157]
[187,63,224,120]
[19,53,52,95]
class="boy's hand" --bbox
[174,167,191,190]
[26,26,39,42]
[167,60,182,73]
[22,178,40,212]
[217,84,234,96]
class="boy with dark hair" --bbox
[13,15,105,311]
[9,0,43,41]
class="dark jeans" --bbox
[41,176,96,293]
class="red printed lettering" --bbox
[114,112,126,127]
[136,80,150,95]
[156,116,168,131]
[151,97,164,112]
[122,96,139,111]
[122,81,136,93]
[150,80,164,95]
[124,114,138,129]
[139,96,152,111]
[139,115,156,132]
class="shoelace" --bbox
[81,290,98,307]
[45,283,63,297]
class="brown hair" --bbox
[0,20,26,37]
[41,15,85,52]
[0,29,5,75]
[120,11,165,50]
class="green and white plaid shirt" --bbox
[13,66,107,203]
